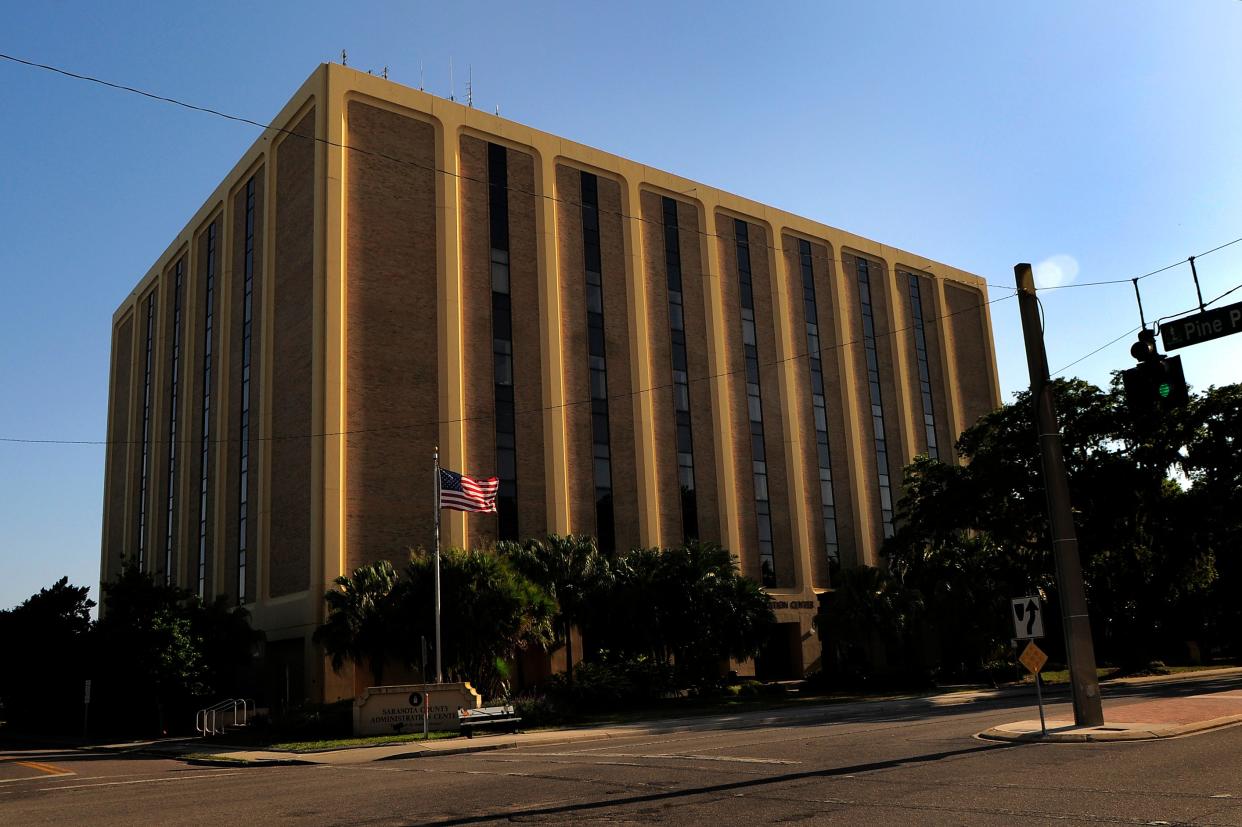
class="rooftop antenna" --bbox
[341,49,348,67]
[449,58,455,102]
[467,65,474,108]
[495,104,500,117]
[419,60,424,91]
[382,66,388,80]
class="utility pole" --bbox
[1014,263,1104,727]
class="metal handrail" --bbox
[195,698,255,736]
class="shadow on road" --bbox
[416,740,1027,825]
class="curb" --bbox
[378,742,514,760]
[181,756,314,768]
[977,713,1242,743]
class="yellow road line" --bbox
[13,761,71,777]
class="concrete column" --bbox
[620,176,660,547]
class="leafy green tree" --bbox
[591,543,775,688]
[398,548,554,696]
[818,565,925,684]
[313,560,401,687]
[93,561,205,734]
[0,577,95,732]
[884,377,1224,677]
[192,596,263,699]
[1182,384,1242,656]
[499,534,607,687]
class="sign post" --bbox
[83,679,91,740]
[1013,595,1050,736]
[1019,641,1050,736]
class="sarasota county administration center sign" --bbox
[353,682,482,736]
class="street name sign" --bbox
[1020,641,1049,675]
[1159,300,1242,351]
[1011,596,1044,640]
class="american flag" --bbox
[439,468,499,513]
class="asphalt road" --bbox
[4,679,1241,825]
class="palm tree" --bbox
[500,534,607,687]
[313,560,401,687]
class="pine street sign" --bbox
[1159,300,1242,351]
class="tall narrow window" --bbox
[197,222,217,599]
[907,274,939,460]
[662,197,698,543]
[163,258,184,584]
[856,257,894,538]
[798,239,839,563]
[487,143,518,541]
[237,178,256,603]
[582,171,614,553]
[136,291,156,567]
[736,219,775,586]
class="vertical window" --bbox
[736,219,775,586]
[488,143,518,541]
[197,222,216,599]
[582,171,614,553]
[798,239,839,564]
[907,274,939,460]
[856,257,894,538]
[136,291,156,567]
[163,258,184,584]
[662,197,698,543]
[237,178,256,603]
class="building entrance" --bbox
[754,621,804,680]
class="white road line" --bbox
[39,772,243,792]
[0,774,71,785]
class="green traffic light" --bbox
[1159,382,1171,398]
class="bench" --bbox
[458,705,522,738]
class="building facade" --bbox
[100,64,1001,704]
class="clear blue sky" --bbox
[3,1,1240,611]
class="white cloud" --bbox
[1033,254,1080,289]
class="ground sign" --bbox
[1159,300,1242,351]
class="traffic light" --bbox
[1122,330,1188,414]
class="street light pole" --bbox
[1014,263,1104,727]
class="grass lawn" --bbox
[1019,661,1239,686]
[266,731,460,752]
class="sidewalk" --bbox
[174,725,652,766]
[978,683,1242,743]
[84,666,1242,763]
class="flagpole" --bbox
[433,445,443,685]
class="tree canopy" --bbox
[870,377,1240,680]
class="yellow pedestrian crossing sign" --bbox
[1020,641,1048,675]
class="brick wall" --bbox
[104,313,134,580]
[344,102,437,573]
[270,108,315,596]
[945,283,994,432]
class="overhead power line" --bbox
[1051,277,1242,377]
[0,290,1018,447]
[985,235,1242,294]
[0,50,1018,447]
[0,50,977,288]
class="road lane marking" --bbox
[10,764,72,774]
[40,771,243,792]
